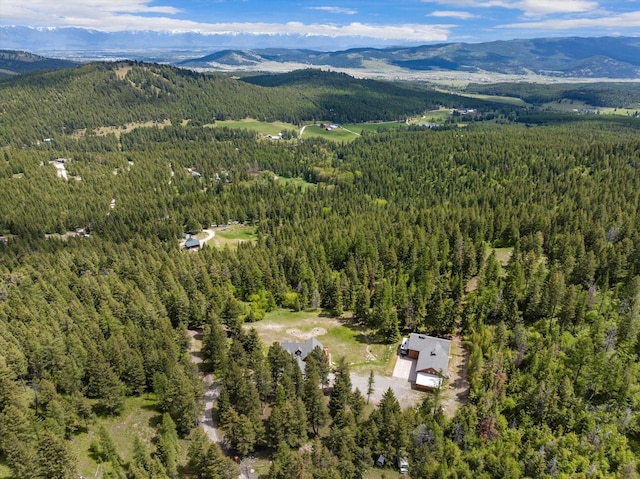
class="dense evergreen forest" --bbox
[0,62,639,479]
[465,82,640,110]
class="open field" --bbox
[247,309,394,374]
[208,119,298,136]
[438,89,528,106]
[593,107,640,116]
[409,108,452,123]
[301,124,360,142]
[539,99,640,115]
[206,223,257,249]
[341,121,406,134]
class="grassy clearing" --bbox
[302,125,359,142]
[364,467,404,479]
[341,122,405,134]
[541,100,597,112]
[71,394,161,478]
[275,176,316,190]
[460,92,527,106]
[209,119,298,136]
[207,224,257,249]
[597,107,640,116]
[492,247,514,266]
[247,309,394,374]
[434,88,527,106]
[410,108,452,123]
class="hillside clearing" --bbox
[208,119,298,136]
[247,309,393,374]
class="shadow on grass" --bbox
[335,315,388,346]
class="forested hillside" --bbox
[466,82,640,109]
[0,64,639,478]
[0,62,496,146]
[0,50,76,80]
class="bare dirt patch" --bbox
[114,65,132,80]
[285,327,327,340]
[465,276,479,294]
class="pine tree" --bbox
[160,365,202,436]
[329,358,353,417]
[354,284,370,324]
[366,370,375,404]
[304,361,329,435]
[156,413,179,478]
[37,430,77,479]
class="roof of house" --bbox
[281,337,323,373]
[415,372,443,389]
[185,237,200,248]
[406,333,450,375]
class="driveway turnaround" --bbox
[393,355,417,382]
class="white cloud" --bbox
[429,10,477,19]
[2,0,181,18]
[516,0,598,17]
[424,0,599,17]
[499,10,640,29]
[0,0,450,41]
[423,0,512,9]
[308,6,358,15]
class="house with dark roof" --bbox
[184,237,201,250]
[405,333,451,391]
[281,337,328,373]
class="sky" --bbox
[1,0,639,46]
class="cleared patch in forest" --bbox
[71,394,160,478]
[73,119,172,139]
[449,90,527,106]
[206,223,257,249]
[114,65,132,79]
[341,121,405,134]
[408,107,452,124]
[492,247,514,266]
[208,119,298,136]
[301,124,360,142]
[275,176,316,190]
[247,309,393,374]
[364,467,405,479]
[598,107,640,116]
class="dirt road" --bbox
[188,329,223,445]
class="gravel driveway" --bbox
[351,359,423,409]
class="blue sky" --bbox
[2,0,639,46]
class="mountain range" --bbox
[1,26,639,80]
[179,37,640,79]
